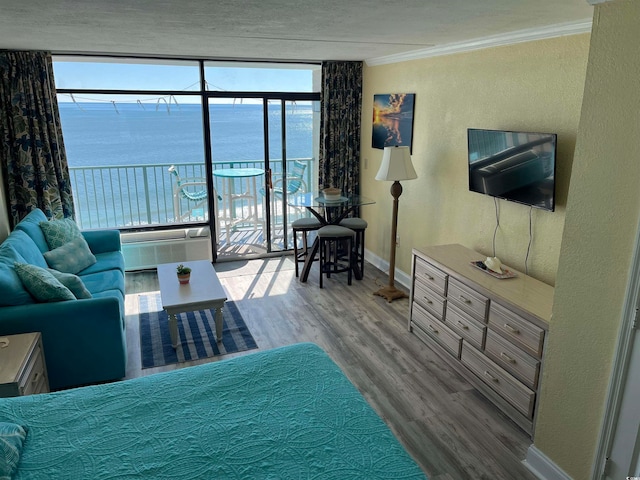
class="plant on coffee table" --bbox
[176,264,192,284]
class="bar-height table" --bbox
[288,193,375,282]
[213,168,265,238]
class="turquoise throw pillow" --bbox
[14,263,75,302]
[0,422,27,479]
[47,269,92,299]
[43,236,97,275]
[39,218,82,250]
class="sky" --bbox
[53,58,319,104]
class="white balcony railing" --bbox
[68,158,315,231]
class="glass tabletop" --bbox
[288,192,375,208]
[213,167,265,178]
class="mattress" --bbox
[0,343,427,479]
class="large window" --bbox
[53,57,320,241]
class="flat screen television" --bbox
[468,128,557,212]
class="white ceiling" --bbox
[0,0,595,63]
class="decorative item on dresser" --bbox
[374,145,418,302]
[0,332,49,397]
[408,244,553,436]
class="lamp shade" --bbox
[375,146,417,181]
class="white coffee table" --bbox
[157,260,227,349]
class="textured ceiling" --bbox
[0,0,594,62]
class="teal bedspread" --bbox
[0,343,427,479]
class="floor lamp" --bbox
[373,146,417,302]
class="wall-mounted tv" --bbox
[468,128,557,212]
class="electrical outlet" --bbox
[396,234,400,246]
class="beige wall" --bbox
[361,34,590,287]
[534,1,640,478]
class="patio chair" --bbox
[168,165,229,243]
[259,160,309,245]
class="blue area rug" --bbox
[138,293,258,369]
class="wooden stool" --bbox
[339,217,367,277]
[318,225,355,288]
[292,217,322,278]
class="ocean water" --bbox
[58,102,314,166]
[58,102,316,228]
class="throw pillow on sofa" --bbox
[0,422,28,479]
[14,262,75,302]
[39,218,82,250]
[47,269,92,299]
[43,236,97,274]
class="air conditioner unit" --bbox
[121,227,212,271]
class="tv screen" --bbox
[468,128,557,212]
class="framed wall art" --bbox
[372,93,415,152]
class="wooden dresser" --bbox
[0,332,50,398]
[409,244,553,436]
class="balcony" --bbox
[69,158,315,259]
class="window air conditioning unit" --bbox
[121,227,211,271]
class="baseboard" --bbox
[364,248,411,291]
[524,445,573,480]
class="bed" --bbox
[0,343,426,479]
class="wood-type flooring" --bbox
[124,256,537,480]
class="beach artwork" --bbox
[372,93,415,151]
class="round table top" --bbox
[213,168,264,178]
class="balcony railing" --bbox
[69,158,315,231]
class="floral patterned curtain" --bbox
[0,50,74,227]
[319,61,362,196]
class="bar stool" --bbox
[292,217,322,278]
[317,225,355,288]
[339,217,367,277]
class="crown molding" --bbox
[365,19,593,66]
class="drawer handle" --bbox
[424,274,435,281]
[504,323,521,334]
[500,352,516,364]
[457,320,469,330]
[459,295,472,304]
[31,372,39,384]
[422,297,433,304]
[428,324,439,334]
[484,371,499,383]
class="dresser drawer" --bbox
[461,343,535,418]
[488,302,545,358]
[19,345,48,396]
[412,303,462,358]
[414,257,448,296]
[445,302,486,349]
[447,277,489,322]
[413,282,446,320]
[485,330,540,389]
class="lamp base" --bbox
[373,285,409,303]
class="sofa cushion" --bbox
[13,208,49,253]
[0,244,34,306]
[92,288,126,324]
[5,230,48,269]
[80,251,125,275]
[80,269,125,296]
[44,236,97,274]
[47,269,92,299]
[40,218,82,250]
[14,263,76,302]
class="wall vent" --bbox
[121,228,211,271]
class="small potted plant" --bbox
[176,264,192,284]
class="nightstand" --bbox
[0,332,50,397]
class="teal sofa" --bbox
[0,209,127,390]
